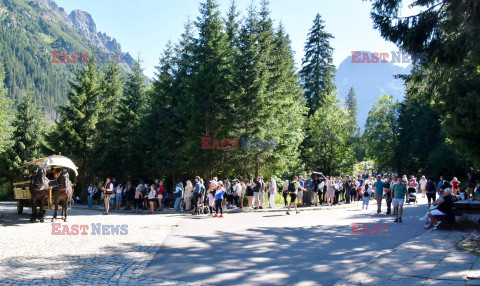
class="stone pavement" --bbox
[336,229,480,286]
[0,202,201,285]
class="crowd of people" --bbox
[86,172,480,224]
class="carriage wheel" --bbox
[17,200,23,215]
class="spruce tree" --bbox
[178,0,235,177]
[113,59,146,178]
[300,13,335,116]
[9,95,45,170]
[92,61,124,177]
[345,87,358,126]
[0,62,11,153]
[141,43,179,179]
[48,59,103,199]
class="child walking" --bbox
[214,181,226,218]
[362,183,372,210]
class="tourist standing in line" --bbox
[147,184,156,214]
[214,181,226,218]
[253,177,261,210]
[287,177,300,215]
[283,180,289,206]
[184,180,193,211]
[173,182,183,213]
[326,177,335,206]
[156,181,164,212]
[239,180,246,209]
[192,176,202,215]
[268,178,277,208]
[246,178,254,209]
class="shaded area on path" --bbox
[144,202,429,286]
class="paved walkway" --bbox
[0,202,196,285]
[336,230,480,286]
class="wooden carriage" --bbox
[13,155,78,214]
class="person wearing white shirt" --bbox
[101,177,114,215]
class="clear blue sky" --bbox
[56,0,414,78]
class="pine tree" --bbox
[48,59,103,199]
[0,61,12,153]
[113,58,147,178]
[300,13,335,116]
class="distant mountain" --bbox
[0,0,134,119]
[335,51,411,128]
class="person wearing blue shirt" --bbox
[373,175,385,214]
[192,176,202,215]
[173,182,183,213]
[298,177,305,206]
[214,181,226,218]
[305,174,313,206]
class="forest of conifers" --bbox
[0,0,478,199]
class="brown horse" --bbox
[29,166,50,223]
[51,169,73,222]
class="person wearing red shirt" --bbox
[157,181,165,211]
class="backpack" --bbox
[288,181,296,193]
[426,181,436,192]
[363,189,370,198]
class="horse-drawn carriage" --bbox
[13,155,78,222]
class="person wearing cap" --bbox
[425,188,454,229]
[373,175,385,214]
[392,178,408,222]
[173,182,184,213]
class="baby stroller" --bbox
[408,187,417,204]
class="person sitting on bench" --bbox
[425,188,454,230]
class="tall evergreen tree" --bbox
[141,42,179,179]
[48,59,103,199]
[345,87,358,128]
[0,61,11,153]
[91,61,124,177]
[113,59,146,178]
[9,95,45,170]
[300,13,335,116]
[368,0,480,166]
[178,0,235,177]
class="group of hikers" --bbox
[88,172,480,224]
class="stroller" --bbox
[407,187,417,204]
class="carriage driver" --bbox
[102,177,114,215]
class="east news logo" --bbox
[51,223,129,235]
